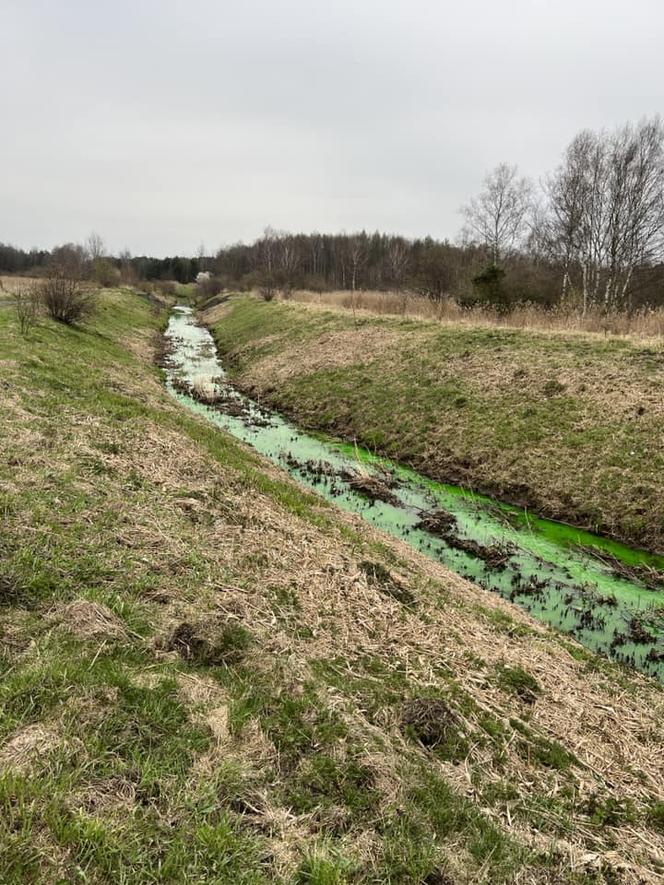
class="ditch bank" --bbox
[202,296,664,556]
[164,305,664,680]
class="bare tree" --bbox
[119,248,137,284]
[461,163,533,264]
[275,235,300,293]
[309,232,324,278]
[543,117,664,311]
[385,236,411,289]
[40,248,96,324]
[50,243,86,280]
[86,231,105,263]
[347,233,368,292]
[256,226,278,300]
[540,131,598,310]
[603,118,664,308]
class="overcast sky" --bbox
[2,0,663,257]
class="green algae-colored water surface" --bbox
[165,306,664,681]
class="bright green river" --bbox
[164,306,664,681]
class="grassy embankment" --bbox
[204,296,664,555]
[1,289,664,883]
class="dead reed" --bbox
[289,289,664,339]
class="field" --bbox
[288,290,664,338]
[1,289,664,883]
[205,296,664,554]
[0,276,29,305]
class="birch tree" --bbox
[385,236,411,289]
[544,118,664,310]
[346,233,368,292]
[461,163,533,264]
[86,231,105,262]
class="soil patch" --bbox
[400,697,464,750]
[415,510,516,569]
[163,620,251,666]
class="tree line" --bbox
[3,116,663,312]
[0,240,207,287]
[214,116,664,311]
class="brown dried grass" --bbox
[58,599,127,641]
[0,275,37,296]
[69,777,137,817]
[0,723,61,773]
[160,476,664,877]
[3,290,663,879]
[290,289,664,340]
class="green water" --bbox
[165,306,664,681]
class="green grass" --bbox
[1,290,662,882]
[208,297,664,553]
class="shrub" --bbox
[14,284,41,336]
[471,264,510,312]
[92,258,120,288]
[259,276,276,301]
[198,275,223,298]
[39,272,96,325]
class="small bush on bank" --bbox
[92,258,121,288]
[14,284,41,336]
[197,275,224,298]
[40,273,96,325]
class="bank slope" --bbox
[0,290,663,884]
[205,297,664,554]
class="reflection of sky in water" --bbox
[165,306,664,681]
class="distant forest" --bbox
[3,230,663,311]
[3,116,664,311]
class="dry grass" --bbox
[57,599,128,641]
[290,289,664,340]
[2,289,664,882]
[211,296,664,551]
[0,275,37,295]
[0,724,61,774]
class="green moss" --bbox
[495,664,541,702]
[647,800,664,834]
[583,794,638,828]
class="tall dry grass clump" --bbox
[289,289,664,339]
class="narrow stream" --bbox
[164,306,664,681]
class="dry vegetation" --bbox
[0,275,36,292]
[207,296,664,553]
[289,289,664,339]
[0,275,35,304]
[1,290,664,883]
